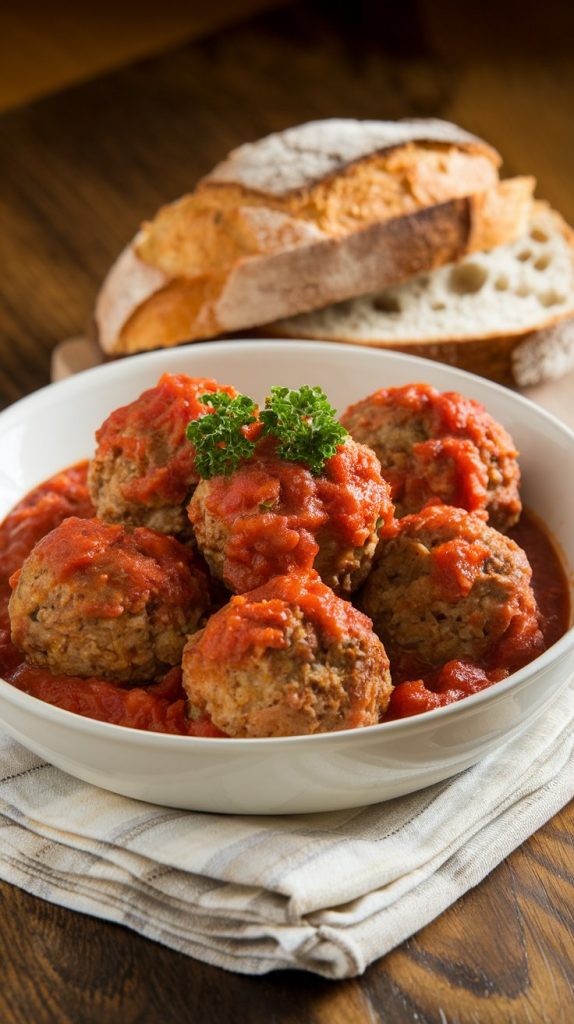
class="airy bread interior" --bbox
[271,205,574,344]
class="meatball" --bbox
[188,436,394,595]
[88,373,237,535]
[9,517,209,683]
[182,571,392,737]
[341,383,521,531]
[361,505,544,679]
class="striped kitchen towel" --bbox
[0,681,573,979]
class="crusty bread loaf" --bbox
[265,204,574,387]
[95,118,534,355]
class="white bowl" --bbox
[0,341,573,814]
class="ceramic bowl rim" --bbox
[1,338,572,751]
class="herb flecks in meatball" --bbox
[361,505,543,679]
[88,373,237,534]
[188,436,394,595]
[9,517,209,683]
[182,571,392,738]
[341,383,521,531]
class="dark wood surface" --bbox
[0,2,573,1020]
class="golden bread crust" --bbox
[136,144,500,277]
[115,179,533,355]
[95,119,533,355]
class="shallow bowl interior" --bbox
[0,340,572,814]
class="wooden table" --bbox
[1,2,573,1020]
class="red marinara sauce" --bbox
[341,383,520,522]
[10,515,203,620]
[0,465,570,732]
[0,464,223,737]
[191,437,393,592]
[195,570,374,666]
[94,373,237,506]
[384,508,571,721]
[0,463,94,602]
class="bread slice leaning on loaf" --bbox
[266,204,574,387]
[95,118,534,356]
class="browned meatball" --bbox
[188,436,394,596]
[341,383,521,531]
[9,517,209,683]
[361,505,544,679]
[182,571,393,738]
[88,373,237,535]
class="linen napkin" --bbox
[0,680,573,979]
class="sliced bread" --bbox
[95,118,534,356]
[266,204,574,387]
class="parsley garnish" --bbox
[260,385,348,475]
[186,385,348,479]
[186,392,257,478]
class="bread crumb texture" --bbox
[275,205,574,345]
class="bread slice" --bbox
[95,118,534,356]
[265,204,574,387]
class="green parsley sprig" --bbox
[186,392,257,478]
[260,385,348,475]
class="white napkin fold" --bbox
[1,681,573,979]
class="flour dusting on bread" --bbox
[95,118,534,356]
[205,118,498,196]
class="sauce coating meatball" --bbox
[0,463,94,593]
[341,384,521,531]
[361,505,544,679]
[88,373,236,535]
[9,517,209,683]
[188,437,394,595]
[182,571,393,737]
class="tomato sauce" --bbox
[0,463,94,608]
[430,535,492,599]
[196,571,374,665]
[0,465,221,737]
[384,662,509,721]
[341,384,520,523]
[12,515,204,619]
[94,374,237,505]
[384,510,571,720]
[0,464,570,733]
[192,437,393,593]
[5,664,223,736]
[509,512,570,651]
[411,436,488,514]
